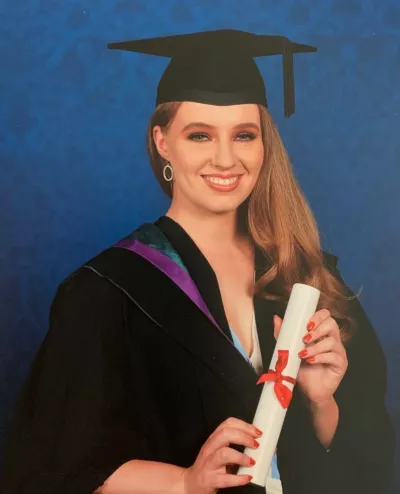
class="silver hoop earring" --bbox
[163,162,174,182]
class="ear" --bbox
[153,125,170,161]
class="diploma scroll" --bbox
[237,283,321,487]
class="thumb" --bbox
[273,314,283,341]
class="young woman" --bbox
[1,30,394,494]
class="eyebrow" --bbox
[182,122,261,132]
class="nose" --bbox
[212,139,236,170]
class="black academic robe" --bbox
[1,216,395,494]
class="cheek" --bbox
[170,142,209,173]
[239,142,264,170]
[255,144,265,167]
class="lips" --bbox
[202,173,242,178]
[202,174,242,192]
[204,176,239,185]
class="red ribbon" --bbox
[256,350,297,409]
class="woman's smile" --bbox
[152,102,264,214]
[201,173,243,192]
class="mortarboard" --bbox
[108,29,317,117]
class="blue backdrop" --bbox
[1,0,399,491]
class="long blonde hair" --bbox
[146,102,356,340]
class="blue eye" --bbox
[188,132,257,142]
[188,133,210,142]
[236,132,256,141]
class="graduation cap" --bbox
[108,29,317,117]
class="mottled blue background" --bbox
[1,0,399,490]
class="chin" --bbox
[201,197,246,215]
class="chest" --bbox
[124,301,258,464]
[208,252,256,356]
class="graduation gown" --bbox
[1,216,395,494]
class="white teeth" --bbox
[204,176,239,185]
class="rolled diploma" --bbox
[237,283,321,487]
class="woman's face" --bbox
[153,102,264,216]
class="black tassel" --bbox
[283,40,295,117]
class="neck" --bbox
[165,205,247,253]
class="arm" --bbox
[0,269,186,494]
[277,262,395,494]
[304,396,339,450]
[93,460,185,494]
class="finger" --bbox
[208,446,255,470]
[201,427,259,459]
[213,417,261,438]
[213,472,253,489]
[307,308,331,331]
[302,316,341,345]
[299,336,338,359]
[305,350,347,373]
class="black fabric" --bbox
[1,218,395,494]
[277,262,395,494]
[1,269,152,493]
[107,29,317,116]
[155,215,279,375]
[155,215,233,339]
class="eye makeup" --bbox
[187,131,258,142]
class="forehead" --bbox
[173,102,260,126]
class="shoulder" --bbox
[47,253,134,353]
[52,239,153,321]
[320,252,387,365]
[57,239,144,297]
[52,248,131,319]
[322,250,339,274]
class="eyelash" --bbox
[188,132,257,142]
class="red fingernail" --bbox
[255,427,263,436]
[248,475,253,482]
[306,357,315,363]
[307,321,316,331]
[298,349,308,358]
[303,333,312,343]
[253,439,260,448]
[249,457,256,466]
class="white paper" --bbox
[237,283,321,487]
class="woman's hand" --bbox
[273,309,348,406]
[183,417,260,493]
